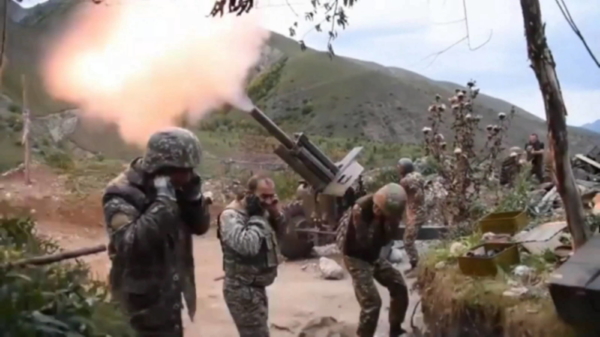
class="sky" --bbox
[14,0,600,126]
[258,0,600,127]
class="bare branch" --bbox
[554,0,600,68]
[462,0,492,51]
[419,0,493,67]
[285,0,299,17]
[421,36,468,68]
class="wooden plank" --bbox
[574,154,600,171]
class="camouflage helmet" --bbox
[373,183,407,217]
[509,146,522,157]
[397,158,414,174]
[141,127,202,173]
[509,146,521,153]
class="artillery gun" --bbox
[247,107,366,260]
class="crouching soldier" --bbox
[218,174,286,337]
[102,127,212,336]
[336,183,410,337]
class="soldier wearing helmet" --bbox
[335,183,410,337]
[500,146,525,186]
[102,127,212,337]
[397,158,425,278]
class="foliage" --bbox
[0,212,133,336]
[495,166,535,213]
[43,149,75,171]
[362,167,397,193]
[271,170,300,201]
[585,213,600,234]
[247,57,287,103]
[422,80,515,225]
[208,0,356,57]
[63,159,124,194]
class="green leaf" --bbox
[31,311,70,329]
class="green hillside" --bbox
[1,0,599,173]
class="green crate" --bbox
[458,243,520,277]
[478,210,529,235]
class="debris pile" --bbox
[531,147,600,217]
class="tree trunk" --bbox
[519,0,590,249]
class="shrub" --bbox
[7,103,21,113]
[0,209,133,336]
[301,103,313,115]
[44,150,75,171]
[422,80,515,225]
[495,166,535,213]
[272,170,299,201]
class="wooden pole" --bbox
[519,0,590,249]
[3,244,107,268]
[21,75,31,185]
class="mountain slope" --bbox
[583,120,600,134]
[1,1,599,169]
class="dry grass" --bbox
[416,247,576,337]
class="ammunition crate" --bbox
[478,210,529,235]
[458,243,520,277]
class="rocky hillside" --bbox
[583,120,600,134]
[1,0,599,171]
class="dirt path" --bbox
[38,224,422,337]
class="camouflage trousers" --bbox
[223,277,270,337]
[404,208,425,266]
[122,292,183,337]
[343,255,409,337]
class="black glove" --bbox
[178,174,203,202]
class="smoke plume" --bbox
[43,0,268,146]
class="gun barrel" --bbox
[250,108,295,149]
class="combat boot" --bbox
[389,326,407,337]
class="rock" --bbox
[435,261,446,269]
[513,265,535,282]
[387,248,404,263]
[449,242,468,256]
[318,257,344,280]
[297,316,356,337]
[313,244,340,257]
[503,286,529,298]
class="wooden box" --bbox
[458,243,520,277]
[478,210,529,235]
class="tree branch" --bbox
[419,0,493,68]
[554,0,599,68]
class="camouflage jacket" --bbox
[399,172,426,225]
[217,200,284,287]
[500,156,521,186]
[102,158,210,318]
[336,194,398,263]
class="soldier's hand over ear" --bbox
[179,174,203,202]
[154,176,177,201]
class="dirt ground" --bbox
[0,165,423,337]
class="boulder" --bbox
[318,257,344,280]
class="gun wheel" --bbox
[277,201,314,260]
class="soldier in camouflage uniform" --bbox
[102,127,212,337]
[217,174,285,337]
[500,146,524,186]
[336,183,409,337]
[397,158,425,277]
